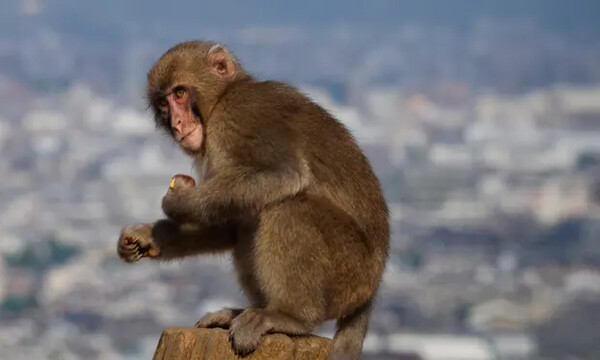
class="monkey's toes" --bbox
[228,328,261,356]
[195,313,226,329]
[228,310,263,356]
[195,309,240,329]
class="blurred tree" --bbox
[4,234,80,271]
[1,295,38,315]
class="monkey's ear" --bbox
[207,44,237,80]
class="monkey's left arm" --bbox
[162,163,309,224]
[162,124,310,224]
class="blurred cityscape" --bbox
[1,1,600,360]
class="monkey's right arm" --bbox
[117,220,235,262]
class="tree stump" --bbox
[152,327,332,360]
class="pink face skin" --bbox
[160,87,203,152]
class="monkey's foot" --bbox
[228,308,266,356]
[227,308,314,355]
[195,308,243,329]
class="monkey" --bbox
[116,41,390,359]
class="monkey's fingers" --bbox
[117,242,142,263]
[124,236,138,245]
[119,239,139,252]
[169,174,196,190]
[136,242,161,258]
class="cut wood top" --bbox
[153,327,332,360]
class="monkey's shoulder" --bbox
[213,81,322,133]
[222,80,313,111]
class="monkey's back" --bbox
[273,80,391,316]
[219,79,389,247]
[296,85,391,294]
[215,79,390,319]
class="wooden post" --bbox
[152,327,332,360]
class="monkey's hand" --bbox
[117,224,161,263]
[161,185,199,224]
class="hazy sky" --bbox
[4,0,600,40]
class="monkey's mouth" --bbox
[178,125,203,149]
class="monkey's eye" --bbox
[158,98,168,108]
[174,87,186,99]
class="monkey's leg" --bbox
[228,197,333,355]
[117,219,235,262]
[194,236,268,331]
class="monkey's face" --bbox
[147,41,244,156]
[154,85,204,153]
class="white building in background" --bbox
[564,269,600,295]
[368,332,537,360]
[532,176,591,225]
[554,85,600,120]
[466,93,542,145]
[302,86,387,144]
[387,334,493,360]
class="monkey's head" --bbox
[146,41,246,155]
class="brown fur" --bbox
[117,41,390,359]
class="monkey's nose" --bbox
[171,127,186,142]
[171,120,184,135]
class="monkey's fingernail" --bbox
[147,248,160,257]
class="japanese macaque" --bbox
[117,41,390,359]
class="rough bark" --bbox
[152,327,332,360]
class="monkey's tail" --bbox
[328,301,373,360]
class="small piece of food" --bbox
[169,174,196,189]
